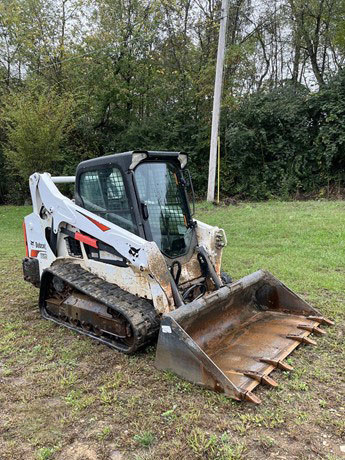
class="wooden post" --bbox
[207,0,229,202]
[217,136,220,204]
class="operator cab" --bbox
[75,151,196,260]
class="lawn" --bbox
[0,202,344,460]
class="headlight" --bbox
[178,153,188,169]
[215,229,227,249]
[130,152,148,169]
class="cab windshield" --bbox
[134,162,193,258]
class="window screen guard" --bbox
[79,167,138,234]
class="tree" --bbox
[2,85,75,180]
[288,0,340,86]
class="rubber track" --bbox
[40,262,160,353]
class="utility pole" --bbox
[207,0,229,202]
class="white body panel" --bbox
[195,220,227,274]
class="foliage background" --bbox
[0,0,344,203]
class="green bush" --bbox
[222,75,345,199]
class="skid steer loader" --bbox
[23,150,333,404]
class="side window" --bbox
[79,168,137,234]
[80,171,105,210]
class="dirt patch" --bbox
[57,442,99,460]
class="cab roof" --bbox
[77,150,187,173]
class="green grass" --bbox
[197,200,345,293]
[0,202,344,460]
[133,431,155,448]
[36,447,59,460]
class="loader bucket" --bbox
[155,270,333,404]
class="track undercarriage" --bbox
[40,263,160,353]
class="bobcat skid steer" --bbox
[23,151,333,404]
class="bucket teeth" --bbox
[261,375,278,387]
[298,324,326,336]
[286,334,317,345]
[260,358,294,371]
[242,391,262,404]
[307,316,334,326]
[244,371,278,387]
[244,371,261,382]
